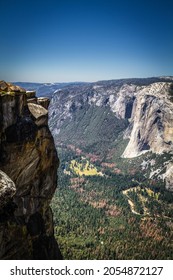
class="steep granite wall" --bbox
[122,83,173,158]
[121,82,173,190]
[0,81,62,259]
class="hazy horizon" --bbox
[1,0,173,82]
[10,75,173,85]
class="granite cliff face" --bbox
[122,82,173,157]
[0,81,62,259]
[49,81,173,156]
[121,83,173,190]
[48,79,173,191]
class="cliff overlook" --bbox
[0,81,62,259]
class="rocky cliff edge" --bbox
[0,81,62,259]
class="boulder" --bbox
[0,170,16,209]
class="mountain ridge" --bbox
[14,76,173,97]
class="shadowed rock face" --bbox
[0,83,62,259]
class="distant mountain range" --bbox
[14,81,88,98]
[14,76,173,98]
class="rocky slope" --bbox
[48,78,173,190]
[0,81,62,259]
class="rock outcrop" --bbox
[0,81,62,259]
[0,80,26,93]
[0,170,16,209]
[164,164,173,191]
[122,82,173,158]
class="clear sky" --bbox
[1,0,173,82]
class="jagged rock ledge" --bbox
[0,81,62,259]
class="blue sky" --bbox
[1,0,173,82]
